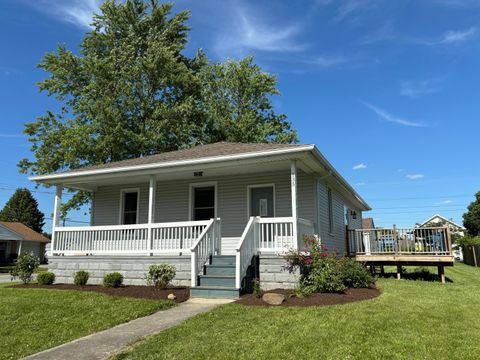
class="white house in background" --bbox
[0,222,49,263]
[30,142,370,298]
[419,214,465,237]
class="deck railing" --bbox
[235,217,257,289]
[348,226,452,256]
[53,220,211,256]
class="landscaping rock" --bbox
[262,292,285,305]
[167,293,177,300]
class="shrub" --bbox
[145,264,176,289]
[74,270,89,286]
[103,272,124,288]
[37,272,55,285]
[339,258,374,288]
[305,257,346,293]
[10,252,40,284]
[252,279,263,298]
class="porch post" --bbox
[51,184,63,257]
[291,160,298,249]
[147,175,156,255]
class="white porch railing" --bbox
[53,220,211,256]
[190,218,221,287]
[235,217,257,289]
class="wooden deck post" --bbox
[438,265,445,284]
[380,265,385,276]
[396,265,402,280]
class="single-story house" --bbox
[30,142,370,297]
[419,214,466,237]
[0,222,50,263]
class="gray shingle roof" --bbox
[61,142,304,174]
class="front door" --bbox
[250,186,274,217]
[192,186,216,221]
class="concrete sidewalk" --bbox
[25,298,233,360]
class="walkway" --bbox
[25,298,233,360]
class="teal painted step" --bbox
[199,274,236,287]
[205,264,235,275]
[211,255,236,266]
[190,286,240,299]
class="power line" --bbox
[372,204,468,210]
[366,194,474,201]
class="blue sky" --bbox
[0,0,479,231]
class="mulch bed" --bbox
[10,284,190,303]
[235,287,380,307]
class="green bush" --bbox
[103,272,124,288]
[305,258,346,293]
[457,235,480,247]
[10,252,40,284]
[74,270,89,286]
[339,258,374,288]
[37,272,55,285]
[145,264,176,289]
[252,279,263,298]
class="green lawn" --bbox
[115,263,480,360]
[0,285,174,360]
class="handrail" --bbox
[190,218,216,287]
[235,217,257,289]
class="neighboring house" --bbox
[0,222,50,263]
[418,214,466,237]
[31,142,370,297]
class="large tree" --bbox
[0,188,45,233]
[19,0,296,214]
[464,191,480,236]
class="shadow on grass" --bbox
[376,267,453,283]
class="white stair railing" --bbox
[190,218,218,287]
[235,216,257,289]
[257,217,295,251]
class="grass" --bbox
[115,263,480,360]
[0,264,47,273]
[0,285,175,360]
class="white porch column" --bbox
[147,175,156,255]
[51,184,63,257]
[291,160,298,249]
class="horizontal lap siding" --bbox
[92,170,316,238]
[317,179,363,254]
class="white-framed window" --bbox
[327,187,333,234]
[189,182,217,221]
[119,188,140,225]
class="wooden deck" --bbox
[348,226,454,283]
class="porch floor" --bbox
[355,254,455,267]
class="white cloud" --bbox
[397,169,404,173]
[439,27,477,44]
[400,79,443,98]
[26,0,101,29]
[355,182,366,186]
[353,163,367,170]
[406,174,425,180]
[360,100,428,128]
[214,5,305,58]
[333,0,380,23]
[443,199,453,204]
[311,55,349,68]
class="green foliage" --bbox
[103,272,124,288]
[74,270,90,286]
[37,272,55,285]
[456,235,480,246]
[304,257,346,293]
[10,252,40,284]
[0,188,45,233]
[339,258,374,288]
[463,191,480,236]
[145,264,176,289]
[19,0,297,215]
[252,279,263,299]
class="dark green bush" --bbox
[305,258,346,293]
[74,270,89,286]
[339,258,374,288]
[10,252,40,284]
[37,272,55,285]
[252,279,263,298]
[103,272,124,288]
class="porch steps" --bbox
[190,255,240,299]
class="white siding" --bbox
[92,170,317,238]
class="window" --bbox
[192,186,215,221]
[327,188,333,234]
[120,190,139,225]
